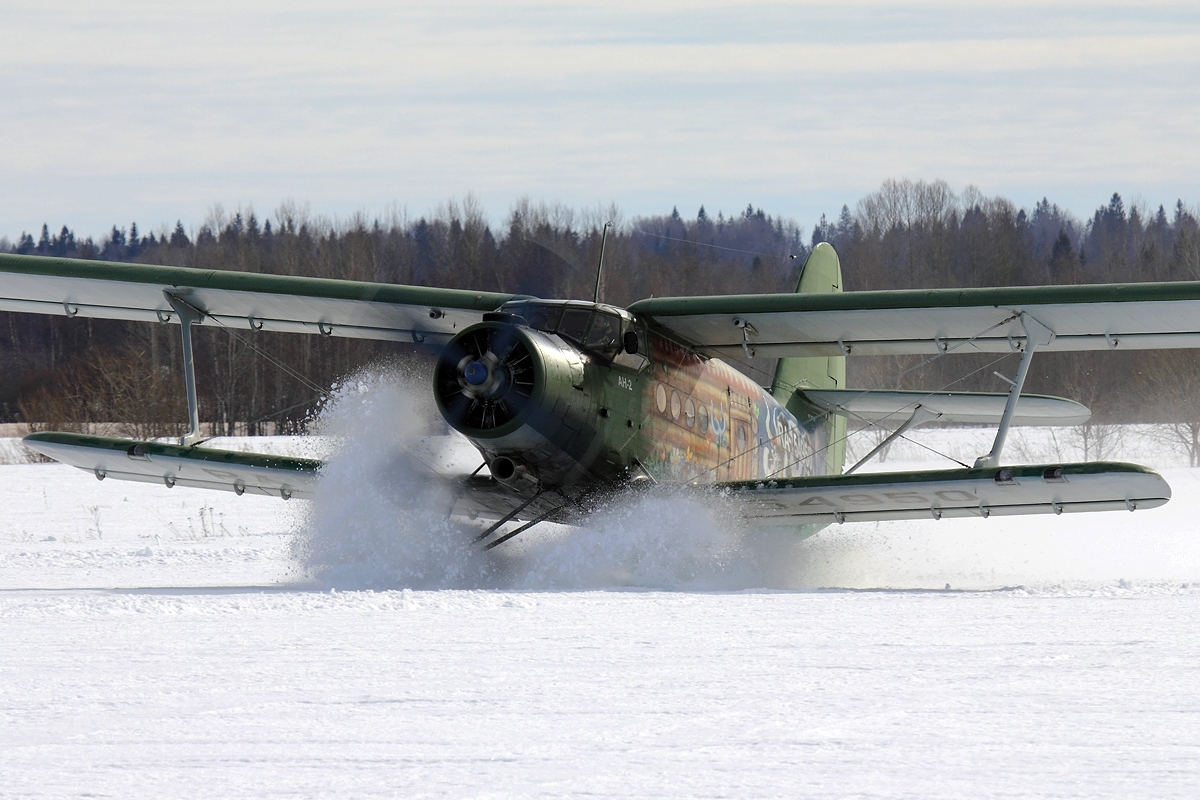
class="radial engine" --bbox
[434,315,605,491]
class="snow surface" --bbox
[2,378,1200,797]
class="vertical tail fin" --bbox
[770,242,847,475]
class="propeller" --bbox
[436,323,536,431]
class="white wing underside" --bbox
[630,286,1200,357]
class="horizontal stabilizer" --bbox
[724,462,1169,524]
[801,389,1090,426]
[23,432,321,499]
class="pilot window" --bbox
[522,304,562,332]
[558,307,592,344]
[585,312,621,357]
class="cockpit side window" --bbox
[585,312,621,358]
[522,304,563,333]
[503,302,530,322]
[558,307,593,345]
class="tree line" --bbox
[2,182,1200,444]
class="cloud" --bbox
[2,1,1199,237]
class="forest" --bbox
[3,179,1200,458]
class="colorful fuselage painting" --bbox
[636,333,829,483]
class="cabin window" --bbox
[735,424,747,453]
[655,382,668,413]
[697,404,710,434]
[683,398,696,427]
[670,390,682,420]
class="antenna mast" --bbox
[592,221,613,303]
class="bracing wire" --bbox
[632,229,799,262]
[692,350,1015,484]
[826,352,1019,470]
[684,314,1025,484]
[204,315,332,400]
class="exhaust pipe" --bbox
[489,456,539,491]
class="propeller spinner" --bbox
[436,323,536,431]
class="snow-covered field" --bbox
[2,406,1199,797]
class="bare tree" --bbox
[1144,350,1200,466]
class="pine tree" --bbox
[1049,229,1074,281]
[811,213,831,246]
[1108,193,1125,221]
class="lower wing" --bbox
[720,462,1169,524]
[23,432,322,499]
[21,431,536,519]
[23,433,1171,529]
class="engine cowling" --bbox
[434,320,602,488]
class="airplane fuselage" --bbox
[434,299,837,500]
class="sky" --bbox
[2,0,1199,241]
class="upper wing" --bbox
[0,254,521,345]
[629,281,1200,357]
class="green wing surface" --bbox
[0,254,520,344]
[722,462,1170,524]
[630,282,1200,357]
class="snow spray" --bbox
[294,368,776,590]
[296,369,1200,591]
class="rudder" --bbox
[770,242,847,475]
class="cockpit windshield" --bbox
[502,300,639,364]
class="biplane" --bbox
[0,241,1187,548]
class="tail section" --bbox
[771,242,847,475]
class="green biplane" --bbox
[0,242,1187,547]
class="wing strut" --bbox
[165,292,205,446]
[482,503,565,550]
[471,489,546,544]
[845,405,940,474]
[975,313,1055,468]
